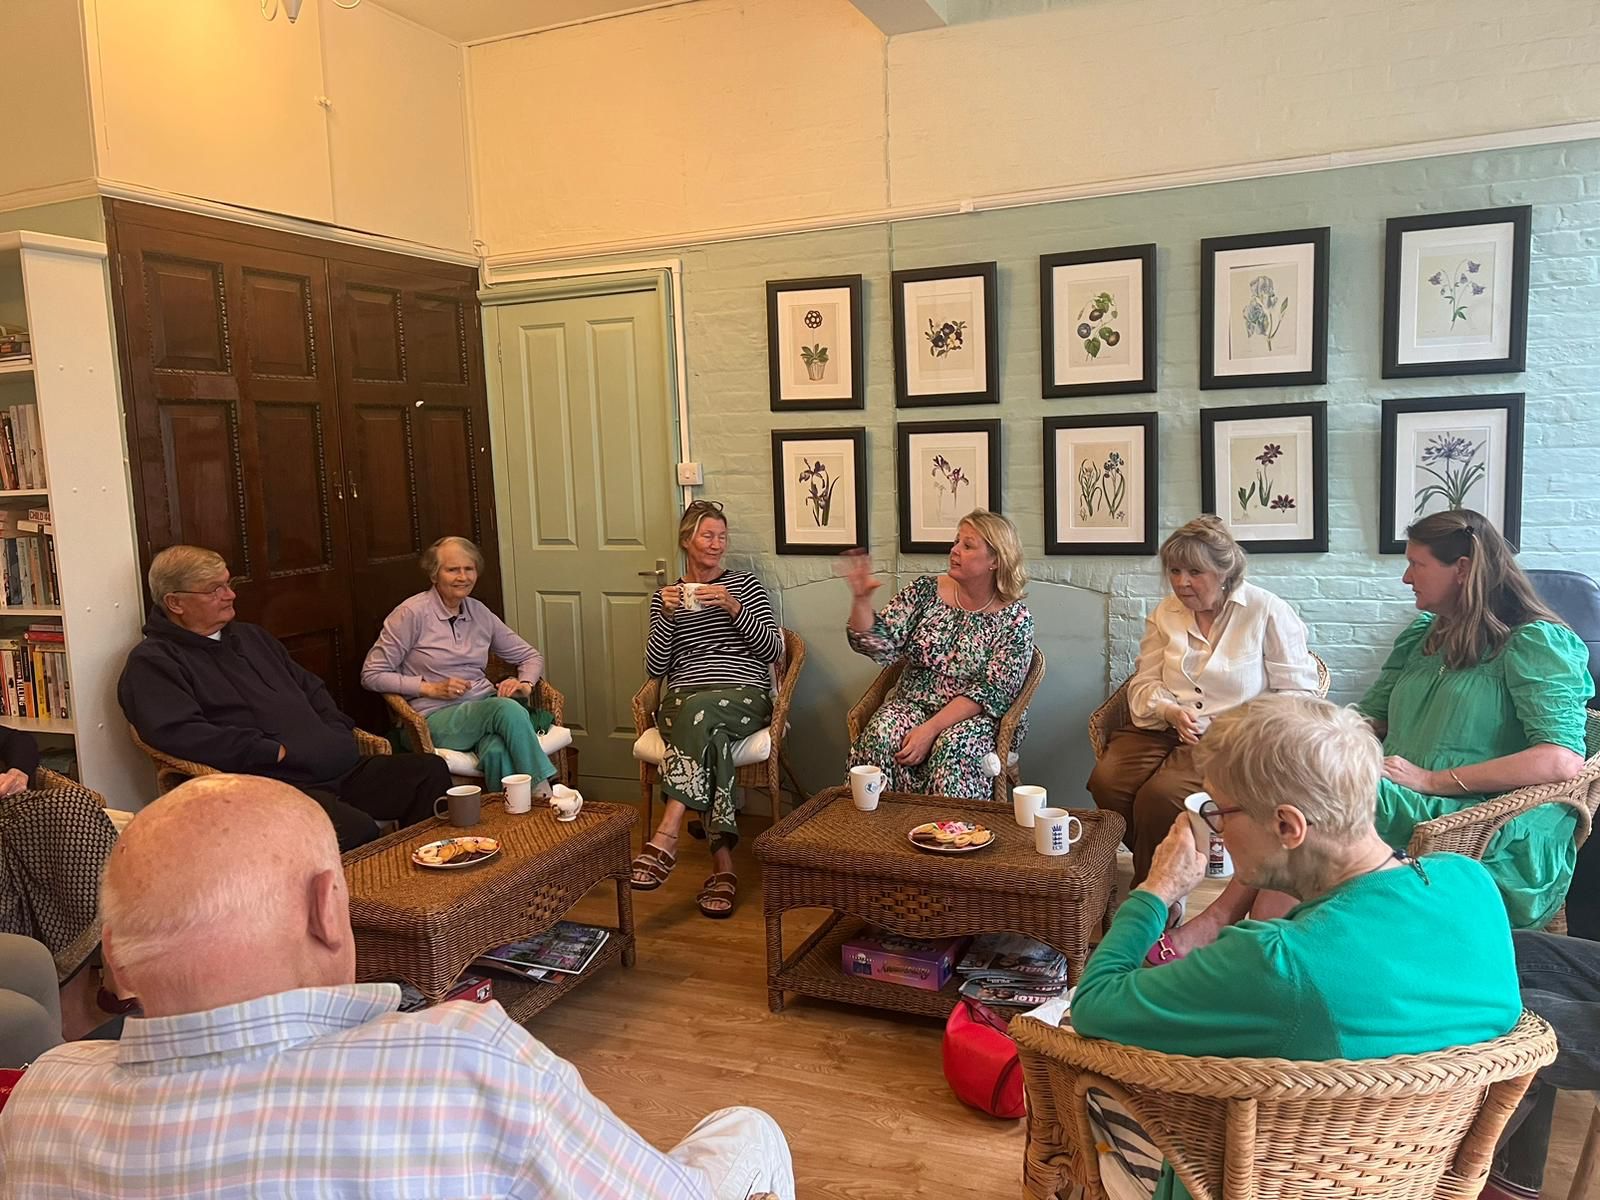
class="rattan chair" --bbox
[128,722,393,795]
[631,628,806,839]
[383,676,577,789]
[1088,653,1331,760]
[846,647,1045,803]
[1012,1009,1558,1200]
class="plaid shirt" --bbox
[0,984,712,1199]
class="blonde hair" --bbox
[421,536,483,580]
[676,500,728,556]
[1196,694,1380,842]
[1406,509,1561,670]
[959,510,1027,605]
[148,545,227,608]
[1161,515,1247,594]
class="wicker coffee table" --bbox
[753,787,1124,1018]
[342,797,637,1022]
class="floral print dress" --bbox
[847,574,1035,799]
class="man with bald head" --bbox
[0,776,795,1199]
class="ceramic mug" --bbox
[1184,791,1234,878]
[1012,784,1048,828]
[502,773,533,814]
[550,784,584,822]
[680,582,704,611]
[435,784,481,828]
[1033,807,1083,857]
[849,764,885,812]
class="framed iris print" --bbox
[1043,413,1159,555]
[771,427,868,555]
[1040,244,1158,397]
[1379,394,1524,554]
[1200,227,1330,389]
[896,420,1002,554]
[891,262,999,407]
[766,274,864,410]
[1382,206,1531,378]
[1200,401,1328,553]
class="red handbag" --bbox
[942,997,1025,1119]
[0,1068,26,1113]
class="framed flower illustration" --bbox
[891,262,999,407]
[1043,413,1159,555]
[896,420,1002,554]
[1382,206,1531,378]
[766,274,865,410]
[1199,227,1330,389]
[1040,244,1158,398]
[1379,394,1524,554]
[770,427,868,555]
[1200,401,1328,553]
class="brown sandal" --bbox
[630,841,677,890]
[697,872,737,919]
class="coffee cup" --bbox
[435,784,481,828]
[502,773,533,814]
[1183,792,1234,878]
[680,582,704,611]
[849,764,885,812]
[1012,784,1047,828]
[1033,807,1083,856]
[550,784,584,821]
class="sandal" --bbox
[697,872,737,919]
[630,840,677,891]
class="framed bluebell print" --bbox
[1379,394,1524,553]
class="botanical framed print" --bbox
[770,428,868,555]
[1043,413,1159,556]
[896,420,1002,554]
[1040,244,1157,398]
[891,262,999,407]
[1382,206,1531,378]
[766,274,864,410]
[1200,401,1328,553]
[1199,227,1330,389]
[1379,394,1524,554]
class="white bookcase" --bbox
[0,232,150,808]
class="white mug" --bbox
[1033,807,1083,856]
[502,773,533,814]
[849,764,885,812]
[1184,792,1234,878]
[680,582,703,611]
[1012,784,1048,829]
[550,784,584,821]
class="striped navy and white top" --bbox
[646,570,783,691]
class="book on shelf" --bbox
[0,329,28,361]
[472,922,610,982]
[0,624,70,721]
[0,531,60,606]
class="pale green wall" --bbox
[0,197,104,241]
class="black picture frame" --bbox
[1378,393,1524,554]
[891,261,999,407]
[895,419,1003,554]
[1200,401,1328,553]
[1039,243,1158,398]
[765,274,865,411]
[770,427,869,556]
[1199,226,1330,389]
[1381,206,1531,379]
[1042,412,1160,556]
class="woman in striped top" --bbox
[630,500,783,918]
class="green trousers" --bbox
[424,696,556,793]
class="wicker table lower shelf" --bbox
[776,912,965,1020]
[480,926,626,1023]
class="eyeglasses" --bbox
[1196,797,1245,834]
[172,577,242,598]
[683,499,724,515]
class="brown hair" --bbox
[1160,515,1247,594]
[1406,508,1561,669]
[959,510,1027,605]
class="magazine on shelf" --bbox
[956,933,1069,981]
[473,922,610,980]
[958,975,1070,1009]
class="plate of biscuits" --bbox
[412,836,501,869]
[908,820,994,854]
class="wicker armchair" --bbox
[1088,653,1331,760]
[383,675,577,789]
[632,628,806,838]
[1012,1009,1557,1200]
[846,648,1045,803]
[128,723,392,796]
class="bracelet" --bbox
[1447,768,1469,793]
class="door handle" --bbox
[636,559,667,587]
[347,469,360,500]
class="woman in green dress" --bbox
[1153,509,1590,961]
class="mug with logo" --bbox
[849,764,886,812]
[1032,807,1083,857]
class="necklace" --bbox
[953,582,996,613]
[1351,848,1429,885]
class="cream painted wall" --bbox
[0,0,96,203]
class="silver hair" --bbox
[420,536,484,580]
[147,545,226,608]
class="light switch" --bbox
[676,462,704,486]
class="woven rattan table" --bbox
[342,797,637,1023]
[753,788,1124,1019]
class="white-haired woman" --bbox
[1069,694,1522,1200]
[360,536,555,795]
[840,510,1035,799]
[1089,514,1320,885]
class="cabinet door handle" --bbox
[334,478,344,501]
[347,469,360,500]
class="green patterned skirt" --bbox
[657,685,773,850]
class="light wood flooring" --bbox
[525,816,1591,1199]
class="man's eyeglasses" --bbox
[172,577,242,598]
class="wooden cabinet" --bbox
[104,201,497,718]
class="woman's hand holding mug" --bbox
[659,584,684,614]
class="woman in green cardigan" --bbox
[1071,693,1522,1200]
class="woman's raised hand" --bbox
[838,548,881,600]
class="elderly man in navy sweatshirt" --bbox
[118,545,451,849]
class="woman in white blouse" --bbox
[1088,515,1321,884]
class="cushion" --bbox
[632,725,774,768]
[431,725,573,780]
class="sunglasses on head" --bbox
[684,499,724,515]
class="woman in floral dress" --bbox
[842,510,1035,799]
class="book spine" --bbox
[42,534,57,605]
[0,412,16,490]
[23,406,43,489]
[13,408,30,490]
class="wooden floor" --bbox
[524,813,1590,1199]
